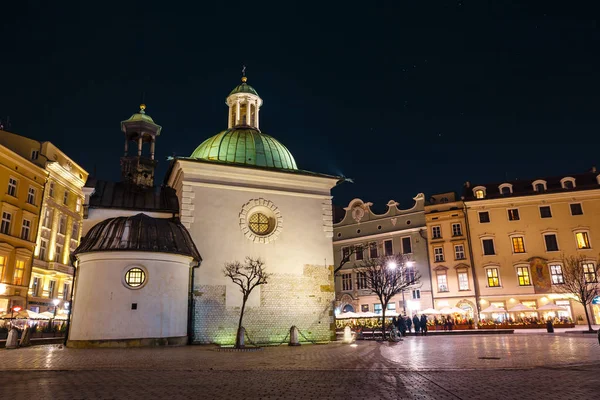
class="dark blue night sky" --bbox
[1,1,598,209]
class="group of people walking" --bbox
[391,314,429,336]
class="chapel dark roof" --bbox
[86,179,179,213]
[73,213,201,261]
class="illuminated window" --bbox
[357,272,367,289]
[374,303,382,314]
[486,268,500,287]
[511,237,526,253]
[43,209,53,228]
[516,267,531,286]
[583,263,597,283]
[458,271,469,290]
[454,244,465,260]
[361,304,369,312]
[437,272,448,292]
[31,276,41,297]
[76,197,82,212]
[341,273,353,291]
[550,264,564,284]
[475,190,485,199]
[39,239,48,260]
[507,208,520,221]
[1,212,12,235]
[13,260,25,286]
[248,212,272,235]
[575,232,591,249]
[27,187,36,204]
[432,226,442,239]
[125,267,146,288]
[0,255,5,282]
[7,178,17,197]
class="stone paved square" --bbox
[1,333,599,399]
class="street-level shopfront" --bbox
[592,296,600,325]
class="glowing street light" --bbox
[406,261,415,268]
[386,261,397,270]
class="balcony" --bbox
[33,259,74,275]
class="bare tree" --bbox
[223,257,271,348]
[334,242,375,274]
[354,253,421,338]
[552,254,600,332]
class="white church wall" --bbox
[69,252,193,344]
[172,161,338,345]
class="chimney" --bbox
[464,181,471,188]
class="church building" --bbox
[68,74,340,346]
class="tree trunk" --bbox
[236,296,248,348]
[381,307,387,340]
[583,302,594,332]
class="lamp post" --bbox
[52,299,60,328]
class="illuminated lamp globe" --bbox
[387,261,397,270]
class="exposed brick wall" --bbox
[193,264,335,345]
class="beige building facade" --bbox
[333,195,433,317]
[463,169,600,324]
[0,132,88,314]
[425,192,478,320]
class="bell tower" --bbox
[226,72,263,130]
[120,104,162,187]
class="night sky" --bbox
[1,1,598,210]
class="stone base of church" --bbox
[192,265,336,345]
[66,335,188,348]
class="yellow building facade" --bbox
[0,132,88,314]
[425,192,478,320]
[463,170,600,325]
[0,140,47,314]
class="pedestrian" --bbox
[406,315,412,334]
[398,315,407,336]
[420,314,428,336]
[413,314,420,334]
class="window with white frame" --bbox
[355,245,364,261]
[71,222,79,240]
[374,303,382,314]
[76,197,82,212]
[20,219,31,240]
[583,263,597,283]
[458,270,469,290]
[437,271,449,292]
[533,180,547,192]
[357,272,367,289]
[570,203,583,216]
[550,264,564,284]
[507,208,520,221]
[58,215,66,235]
[561,177,576,189]
[341,273,353,291]
[412,289,421,299]
[486,268,500,287]
[432,226,442,239]
[473,187,486,199]
[405,265,416,283]
[383,239,393,256]
[0,255,5,281]
[511,236,526,253]
[63,190,69,205]
[539,206,552,218]
[454,244,466,260]
[31,276,41,297]
[479,211,490,223]
[1,212,12,235]
[516,266,531,286]
[39,239,48,260]
[62,283,70,300]
[369,242,378,258]
[27,187,36,204]
[13,260,25,286]
[452,223,462,236]
[575,231,591,249]
[43,209,52,228]
[48,280,56,298]
[342,247,350,261]
[482,238,495,255]
[31,150,39,160]
[499,183,513,195]
[544,234,559,252]
[7,177,17,197]
[49,182,55,198]
[434,246,444,262]
[401,237,412,254]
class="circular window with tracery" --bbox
[124,267,147,289]
[239,198,283,243]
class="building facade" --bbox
[424,192,478,320]
[463,170,600,324]
[332,195,433,317]
[0,139,47,314]
[0,131,88,314]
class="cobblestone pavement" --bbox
[1,334,599,399]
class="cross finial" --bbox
[241,65,247,82]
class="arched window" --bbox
[560,177,576,189]
[498,183,513,195]
[532,180,547,192]
[473,186,486,199]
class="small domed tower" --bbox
[120,104,162,187]
[226,75,263,130]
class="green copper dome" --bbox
[191,128,298,170]
[229,82,259,97]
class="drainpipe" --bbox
[418,228,435,309]
[63,258,77,345]
[187,261,200,345]
[463,202,482,323]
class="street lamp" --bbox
[52,299,60,327]
[386,261,397,270]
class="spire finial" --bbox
[139,103,146,114]
[241,65,247,83]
